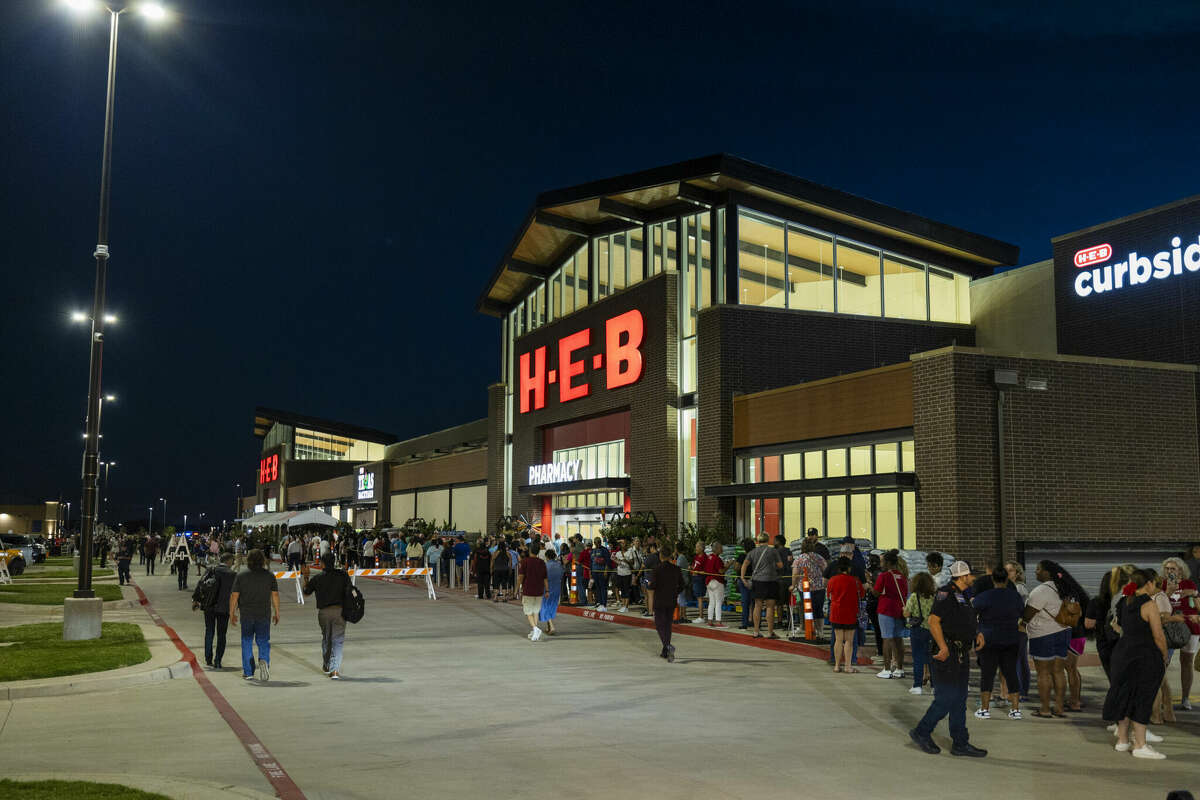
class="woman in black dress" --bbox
[1102,568,1169,760]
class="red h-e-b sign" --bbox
[258,453,279,485]
[518,309,644,414]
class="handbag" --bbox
[907,594,927,629]
[1164,620,1191,650]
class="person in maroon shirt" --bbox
[871,550,909,679]
[701,543,728,627]
[519,551,548,642]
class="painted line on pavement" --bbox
[131,582,307,800]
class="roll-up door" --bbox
[1021,545,1179,596]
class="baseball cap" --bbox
[806,527,818,536]
[949,560,971,577]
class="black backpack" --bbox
[192,568,219,610]
[342,573,365,624]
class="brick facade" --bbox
[697,304,975,528]
[912,347,1200,568]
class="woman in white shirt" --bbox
[1021,560,1087,718]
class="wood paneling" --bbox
[733,363,913,449]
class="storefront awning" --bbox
[286,508,340,528]
[517,477,631,495]
[704,472,916,498]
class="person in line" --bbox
[540,549,563,635]
[972,564,1025,719]
[625,538,643,608]
[362,536,376,569]
[452,537,470,589]
[1147,575,1182,725]
[702,541,727,627]
[1162,557,1199,711]
[872,550,909,679]
[229,549,280,682]
[1023,560,1087,718]
[143,535,158,576]
[196,552,237,669]
[590,537,612,612]
[740,533,784,639]
[649,543,684,662]
[1004,560,1032,700]
[472,540,493,600]
[286,536,302,571]
[804,527,830,561]
[491,538,511,602]
[926,552,945,587]
[518,544,548,641]
[909,561,987,757]
[301,554,350,679]
[406,536,424,568]
[640,541,659,617]
[827,558,864,673]
[174,548,191,591]
[1085,565,1131,679]
[425,538,443,585]
[1103,569,1170,759]
[791,539,827,640]
[690,541,708,623]
[773,535,794,631]
[440,538,454,586]
[904,571,936,694]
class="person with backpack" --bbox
[1022,560,1087,719]
[301,554,352,679]
[193,552,237,669]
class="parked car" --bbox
[30,538,47,563]
[0,534,37,573]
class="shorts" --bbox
[879,614,905,638]
[1184,634,1200,654]
[691,575,706,599]
[1068,636,1086,657]
[618,574,633,596]
[752,580,777,601]
[831,622,859,631]
[522,596,542,616]
[1029,629,1070,661]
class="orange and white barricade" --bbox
[272,571,306,604]
[349,567,437,600]
[801,567,815,640]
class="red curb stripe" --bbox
[131,582,306,800]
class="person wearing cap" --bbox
[909,560,987,758]
[804,528,830,561]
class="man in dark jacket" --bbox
[648,543,684,662]
[194,552,237,669]
[302,554,351,679]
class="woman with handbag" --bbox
[1149,573,1187,723]
[1162,557,1199,711]
[1022,560,1087,718]
[871,550,909,679]
[904,571,936,695]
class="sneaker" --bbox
[1008,709,1022,720]
[618,606,628,612]
[908,687,923,695]
[692,617,707,624]
[876,669,894,679]
[950,743,987,758]
[597,606,607,612]
[526,630,534,640]
[243,674,254,681]
[1131,745,1166,760]
[1111,726,1163,743]
[1178,699,1193,711]
[974,708,990,720]
[1114,741,1133,752]
[329,671,341,680]
[892,669,904,679]
[908,729,940,755]
[257,660,269,682]
[531,627,543,641]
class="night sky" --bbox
[2,0,1198,529]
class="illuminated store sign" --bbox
[258,453,279,485]
[1074,234,1200,297]
[528,460,584,486]
[518,309,645,414]
[357,467,375,501]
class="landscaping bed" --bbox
[0,779,169,799]
[0,583,123,605]
[0,622,151,682]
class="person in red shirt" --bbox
[518,549,549,641]
[1163,556,1199,710]
[871,550,910,679]
[690,542,709,624]
[701,542,728,627]
[827,558,865,673]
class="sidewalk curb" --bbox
[8,772,279,800]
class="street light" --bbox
[65,0,169,602]
[148,505,153,534]
[160,497,167,533]
[100,461,116,522]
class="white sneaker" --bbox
[618,606,628,612]
[1008,709,1022,720]
[531,627,543,641]
[597,606,607,612]
[974,708,990,719]
[1114,741,1132,752]
[876,669,894,679]
[1178,699,1192,711]
[257,660,269,682]
[692,617,707,624]
[908,687,923,695]
[1106,723,1118,734]
[1111,727,1163,743]
[892,669,904,678]
[526,630,534,640]
[1132,745,1166,760]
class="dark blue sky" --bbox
[2,0,1198,528]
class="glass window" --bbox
[826,494,846,539]
[629,227,644,285]
[784,497,803,538]
[683,499,697,526]
[681,337,697,394]
[716,207,726,304]
[836,241,881,316]
[787,226,835,312]
[874,443,898,474]
[700,215,713,310]
[826,448,847,477]
[805,496,823,534]
[850,493,871,542]
[611,233,627,292]
[665,220,678,272]
[763,455,782,482]
[929,267,971,324]
[681,408,697,502]
[849,445,872,476]
[883,253,927,321]
[550,269,562,322]
[684,217,698,336]
[804,451,823,479]
[902,490,916,549]
[563,256,576,316]
[535,283,546,327]
[875,492,899,550]
[738,211,786,307]
[595,237,610,298]
[901,440,915,472]
[575,247,589,309]
[783,452,802,480]
[651,223,663,275]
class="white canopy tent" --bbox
[239,511,298,527]
[286,508,340,528]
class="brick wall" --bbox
[509,273,679,534]
[486,382,506,533]
[912,347,1200,567]
[697,304,974,527]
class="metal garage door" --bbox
[1021,545,1181,596]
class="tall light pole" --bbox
[100,459,116,523]
[148,505,153,535]
[66,0,169,600]
[235,483,241,520]
[183,512,188,531]
[160,497,168,534]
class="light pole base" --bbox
[63,597,103,641]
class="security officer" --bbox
[909,560,988,757]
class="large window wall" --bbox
[292,427,386,461]
[736,437,916,548]
[737,209,971,324]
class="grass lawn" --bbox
[42,556,77,566]
[0,583,123,605]
[0,622,151,682]
[0,779,168,799]
[14,568,115,580]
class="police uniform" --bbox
[912,580,981,753]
